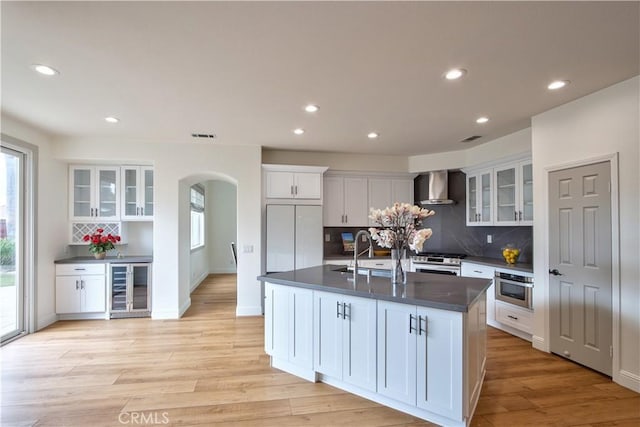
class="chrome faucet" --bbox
[353,230,373,277]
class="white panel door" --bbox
[81,275,106,313]
[343,295,377,392]
[266,205,295,272]
[377,301,416,405]
[392,179,414,205]
[314,291,343,378]
[295,205,323,269]
[549,161,612,375]
[416,307,463,420]
[323,176,345,226]
[294,173,321,199]
[266,171,295,198]
[343,177,368,226]
[56,276,81,314]
[290,288,314,369]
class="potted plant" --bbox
[83,228,121,259]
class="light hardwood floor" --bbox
[1,274,638,426]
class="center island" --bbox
[258,264,492,427]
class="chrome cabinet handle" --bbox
[80,280,85,290]
[507,314,518,320]
[345,215,348,223]
[519,211,523,221]
[342,303,349,320]
[290,185,294,196]
[514,211,518,220]
[294,185,298,195]
[141,207,144,215]
[75,280,79,290]
[336,300,342,319]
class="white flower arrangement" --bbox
[368,202,435,252]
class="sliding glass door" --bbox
[1,146,24,343]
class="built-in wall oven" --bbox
[494,271,534,309]
[410,253,465,276]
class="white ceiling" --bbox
[2,2,638,156]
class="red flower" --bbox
[116,236,121,242]
[101,236,108,243]
[96,228,104,233]
[83,235,90,241]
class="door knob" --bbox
[549,269,563,276]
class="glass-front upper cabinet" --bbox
[69,165,120,221]
[493,160,533,226]
[466,169,493,226]
[120,166,154,221]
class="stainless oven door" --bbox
[495,276,533,309]
[413,265,460,276]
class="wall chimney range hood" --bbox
[420,170,454,205]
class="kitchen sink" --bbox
[331,265,392,278]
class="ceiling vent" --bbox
[460,135,482,143]
[191,133,216,140]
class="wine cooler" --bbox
[109,263,151,318]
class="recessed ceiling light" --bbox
[548,80,569,90]
[304,104,319,113]
[105,117,119,123]
[444,68,467,80]
[32,64,59,76]
[293,128,305,135]
[476,117,489,124]
[367,132,379,139]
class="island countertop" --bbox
[258,264,491,313]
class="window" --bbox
[190,184,205,249]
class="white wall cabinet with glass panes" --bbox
[121,166,154,221]
[69,165,120,221]
[465,170,493,226]
[494,161,533,226]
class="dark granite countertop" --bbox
[55,256,153,264]
[258,264,491,313]
[463,256,533,274]
[324,255,391,261]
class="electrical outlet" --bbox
[487,234,492,244]
[325,233,331,242]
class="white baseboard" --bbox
[532,335,548,352]
[57,313,108,321]
[179,297,191,317]
[151,309,180,319]
[190,272,208,292]
[36,312,58,331]
[236,305,262,316]
[616,370,640,393]
[210,267,237,274]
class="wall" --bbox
[1,114,67,330]
[53,139,263,319]
[68,221,153,257]
[189,246,208,292]
[206,180,237,274]
[263,149,408,172]
[531,76,640,392]
[408,128,532,172]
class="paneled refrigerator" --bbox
[266,205,323,272]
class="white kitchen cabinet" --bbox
[494,160,533,226]
[69,165,120,221]
[324,176,369,226]
[466,170,493,226]
[377,300,480,422]
[461,262,496,324]
[368,178,414,225]
[264,282,314,375]
[55,264,106,314]
[121,166,154,221]
[314,291,377,392]
[265,171,322,199]
[495,300,533,334]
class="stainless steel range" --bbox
[410,252,467,275]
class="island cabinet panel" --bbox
[314,291,377,392]
[264,283,313,371]
[416,306,464,421]
[377,301,418,405]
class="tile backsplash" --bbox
[323,171,533,263]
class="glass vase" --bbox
[391,248,408,285]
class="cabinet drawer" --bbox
[495,301,532,334]
[56,264,105,276]
[360,259,391,270]
[461,262,494,278]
